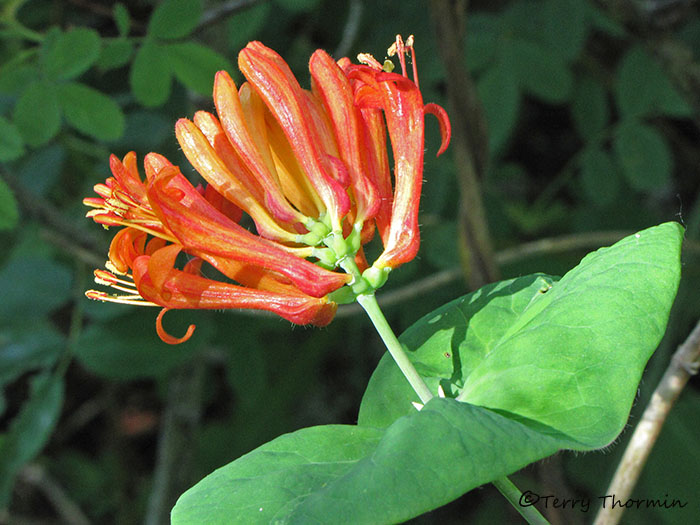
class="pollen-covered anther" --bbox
[85,289,158,306]
[356,52,382,70]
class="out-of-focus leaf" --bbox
[97,39,134,71]
[579,145,620,206]
[0,116,25,162]
[0,65,39,96]
[57,82,125,141]
[0,323,64,385]
[571,73,609,140]
[0,176,19,230]
[227,1,271,52]
[273,0,321,12]
[74,310,207,380]
[539,0,588,61]
[423,221,460,270]
[465,13,499,73]
[165,42,233,96]
[42,28,101,81]
[0,256,72,322]
[586,1,627,37]
[477,59,520,153]
[148,0,202,40]
[614,120,672,191]
[16,143,65,197]
[114,3,130,37]
[508,38,572,104]
[13,81,61,146]
[112,110,171,152]
[130,41,173,107]
[0,373,64,506]
[615,46,693,118]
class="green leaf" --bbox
[508,38,573,104]
[74,310,204,380]
[615,46,693,118]
[0,65,39,96]
[0,323,63,385]
[273,0,321,13]
[57,82,125,141]
[361,223,683,449]
[13,80,61,146]
[0,256,72,322]
[0,176,19,230]
[465,14,499,73]
[226,1,271,52]
[578,145,621,206]
[539,0,588,61]
[42,27,101,80]
[148,0,202,40]
[165,42,233,96]
[130,41,173,107]
[114,2,130,37]
[613,120,672,191]
[97,38,135,71]
[477,59,520,153]
[0,373,64,506]
[172,400,561,524]
[0,116,25,162]
[571,73,609,140]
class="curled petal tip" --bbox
[156,308,196,345]
[424,103,451,157]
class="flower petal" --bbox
[239,42,350,229]
[146,165,350,297]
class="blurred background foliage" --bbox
[0,0,699,523]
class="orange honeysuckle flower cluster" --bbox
[84,35,451,344]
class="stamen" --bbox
[85,289,159,306]
[357,52,383,70]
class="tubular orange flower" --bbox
[84,35,450,344]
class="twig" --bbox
[334,0,362,58]
[593,319,700,525]
[196,0,266,33]
[429,0,499,289]
[144,359,206,525]
[18,464,91,525]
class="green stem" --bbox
[492,477,551,525]
[357,293,433,404]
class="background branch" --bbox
[429,0,499,289]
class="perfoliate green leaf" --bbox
[12,80,61,146]
[613,120,672,191]
[130,41,173,107]
[165,42,233,96]
[361,223,683,449]
[615,46,693,118]
[0,116,25,162]
[113,2,130,37]
[57,82,125,141]
[571,73,609,140]
[0,175,19,230]
[42,27,101,80]
[0,373,64,506]
[579,145,620,206]
[147,0,202,40]
[172,400,561,524]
